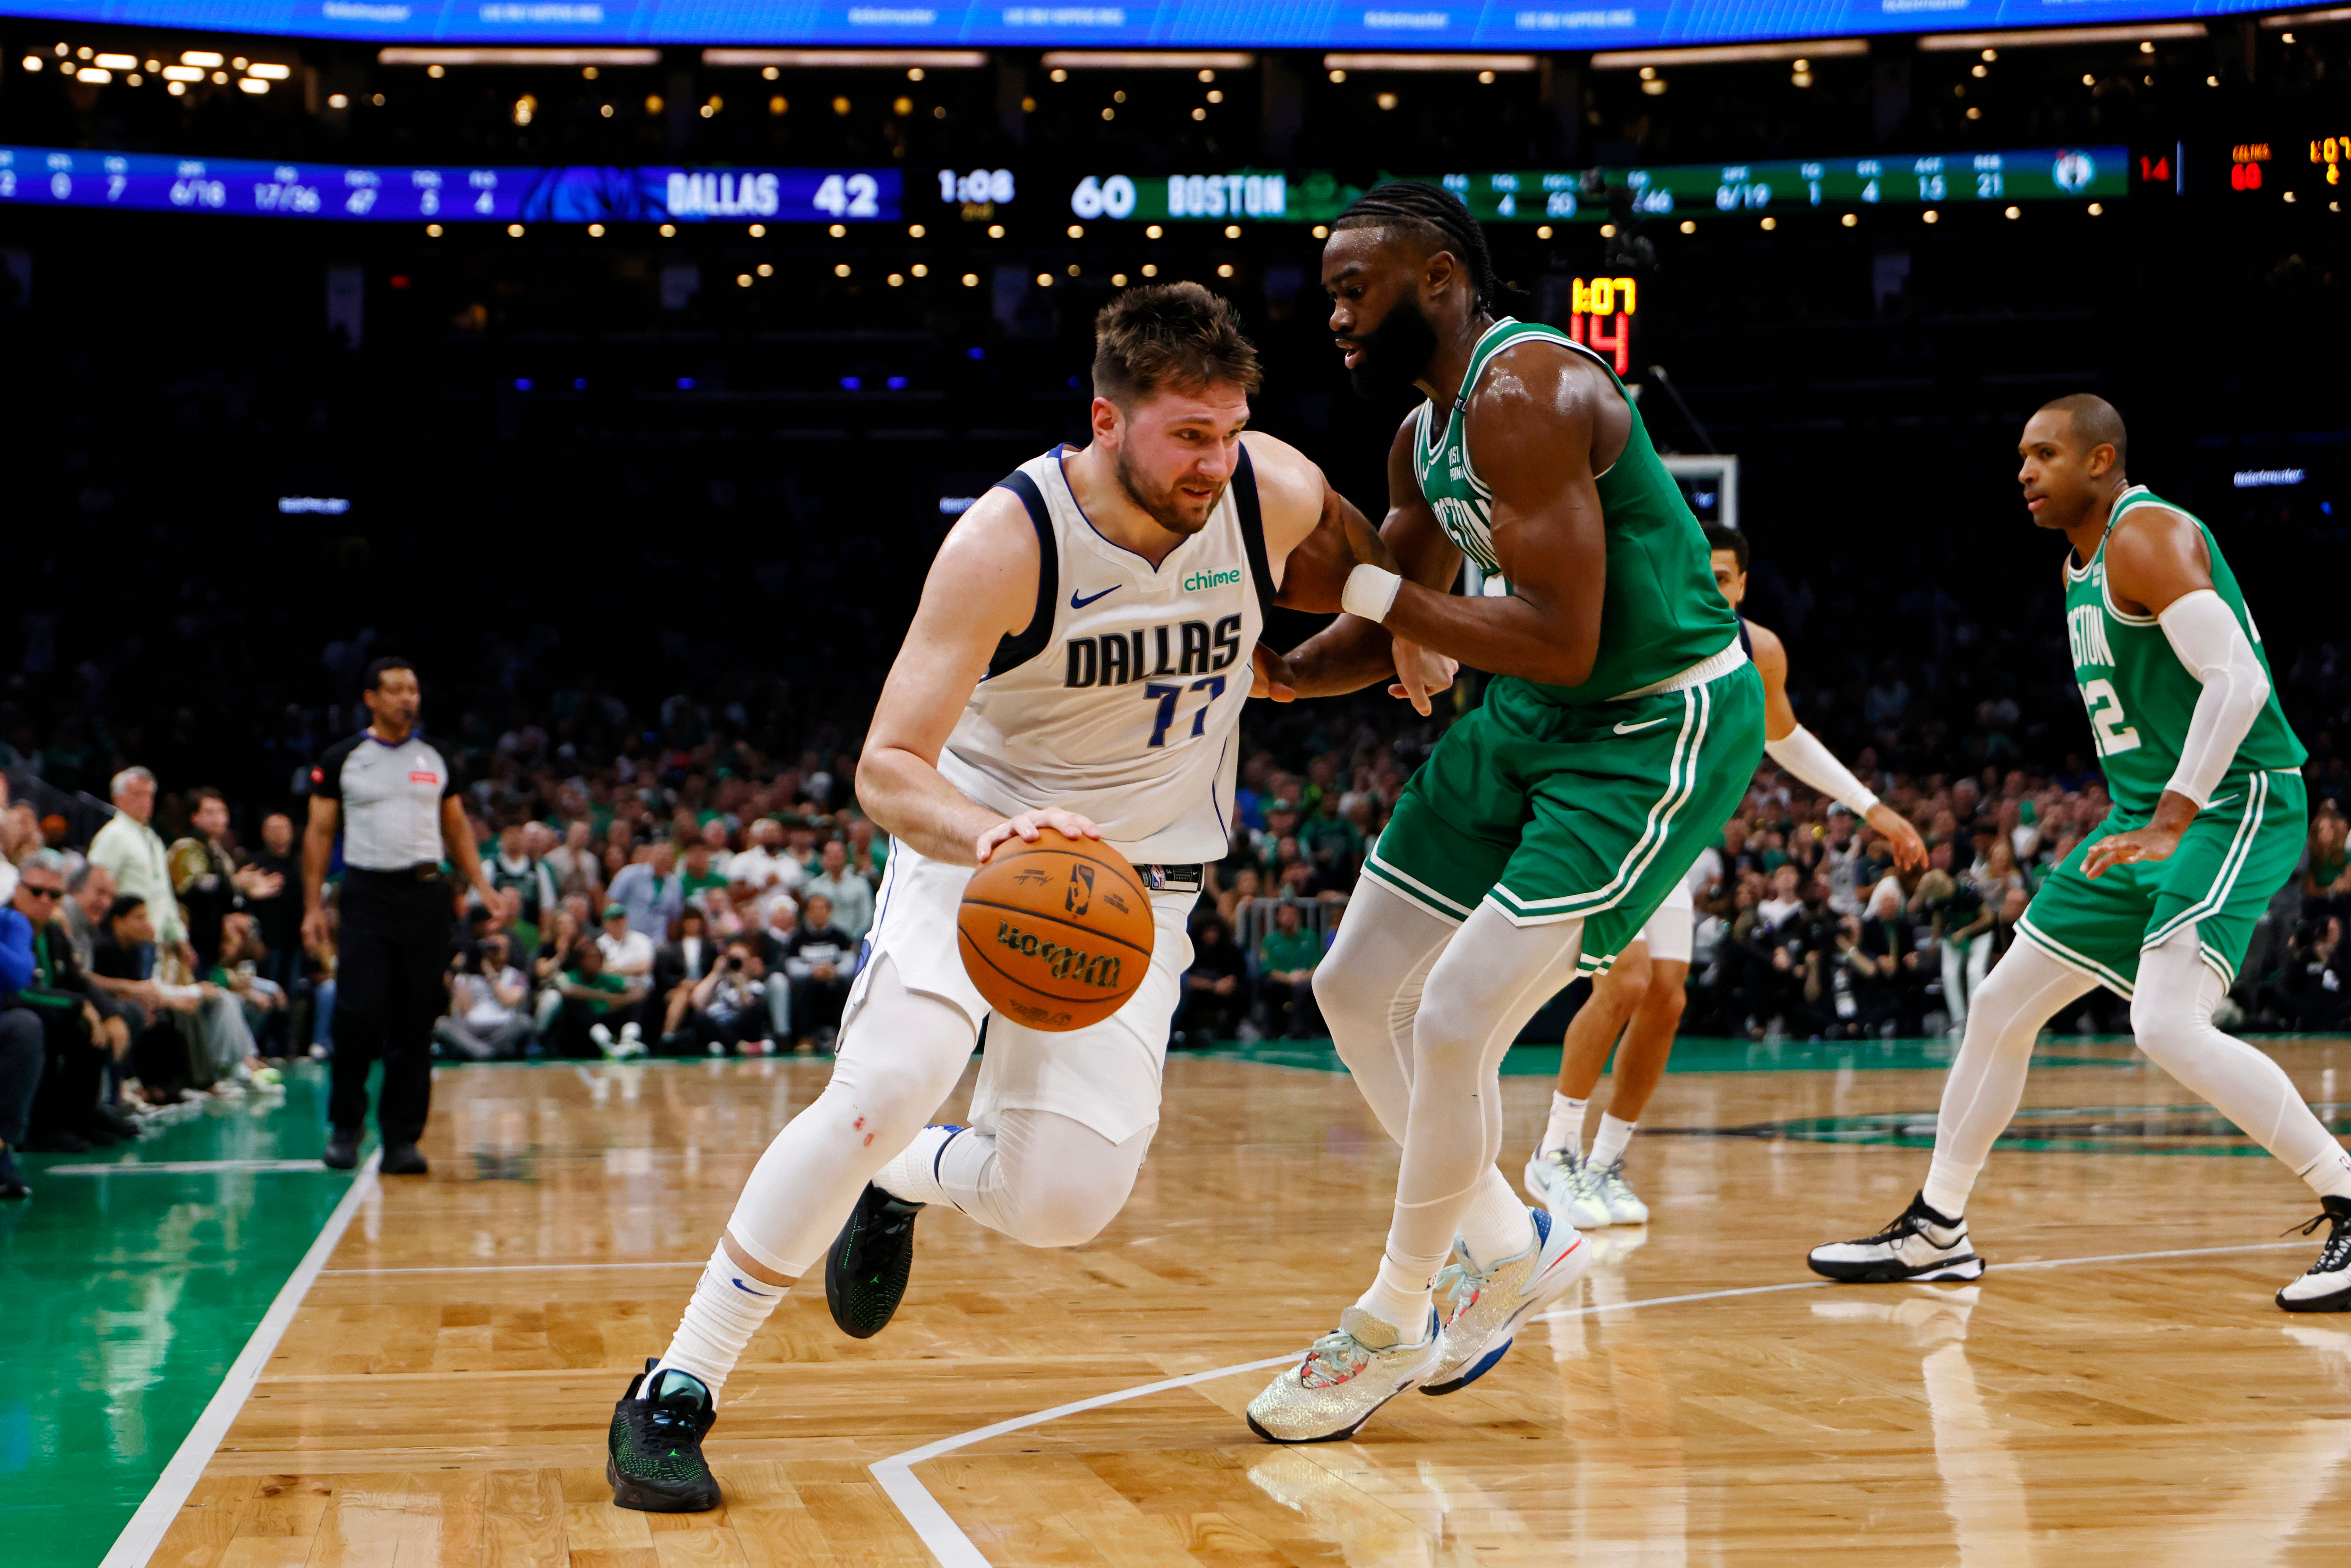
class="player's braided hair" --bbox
[1333,181,1499,315]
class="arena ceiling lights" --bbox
[1320,53,1535,73]
[376,48,661,66]
[1039,51,1254,69]
[701,49,987,68]
[1915,22,2207,50]
[1591,39,1865,68]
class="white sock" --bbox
[874,1124,965,1207]
[1457,1166,1539,1265]
[648,1243,789,1399]
[1541,1092,1587,1160]
[1355,1250,1442,1336]
[1920,1155,1978,1222]
[1589,1113,1637,1170]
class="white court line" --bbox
[50,1158,336,1176]
[100,1151,381,1568]
[871,1235,2327,1566]
[319,1260,703,1276]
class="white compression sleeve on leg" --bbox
[723,956,979,1277]
[2155,589,2271,808]
[2132,928,2351,1200]
[1763,724,1880,816]
[1385,905,1585,1270]
[1922,940,2095,1218]
[929,1109,1157,1248]
[1314,878,1459,1146]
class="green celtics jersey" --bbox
[2063,484,2305,816]
[1410,317,1740,705]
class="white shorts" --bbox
[843,841,1196,1143]
[1634,881,1694,965]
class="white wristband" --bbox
[1341,563,1403,624]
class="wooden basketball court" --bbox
[145,1041,2351,1565]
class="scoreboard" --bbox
[0,146,903,223]
[1063,147,2127,227]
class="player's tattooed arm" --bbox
[856,490,1103,868]
[1373,343,1611,688]
[1271,415,1464,704]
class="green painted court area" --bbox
[1196,1034,2146,1076]
[0,1064,350,1568]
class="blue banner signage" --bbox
[1,0,2259,51]
[0,146,902,222]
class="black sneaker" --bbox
[826,1182,925,1339]
[22,1128,91,1154]
[322,1131,360,1170]
[381,1143,429,1176]
[607,1359,721,1512]
[0,1151,28,1200]
[1807,1193,1985,1283]
[2278,1195,2351,1312]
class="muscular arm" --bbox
[1361,345,1612,688]
[1278,417,1465,698]
[2087,506,2260,875]
[853,491,1058,868]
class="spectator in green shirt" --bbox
[1257,901,1324,1040]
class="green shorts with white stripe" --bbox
[1361,659,1765,969]
[2016,767,2308,997]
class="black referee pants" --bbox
[330,869,455,1146]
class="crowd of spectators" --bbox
[8,671,2351,1196]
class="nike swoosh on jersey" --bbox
[1613,715,1673,735]
[1070,586,1120,609]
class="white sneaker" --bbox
[1522,1149,1611,1229]
[1421,1207,1592,1395]
[2278,1196,2351,1312]
[591,1021,617,1057]
[1245,1305,1442,1443]
[1587,1157,1649,1226]
[1808,1194,1985,1283]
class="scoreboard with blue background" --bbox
[0,0,2271,53]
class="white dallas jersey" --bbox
[937,444,1272,865]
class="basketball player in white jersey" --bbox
[1527,524,1927,1228]
[605,282,1415,1513]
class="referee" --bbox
[302,658,500,1175]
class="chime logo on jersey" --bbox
[1182,565,1243,593]
[1063,614,1242,688]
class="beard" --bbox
[1346,294,1440,401]
[1115,449,1222,535]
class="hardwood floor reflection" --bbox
[155,1042,2351,1564]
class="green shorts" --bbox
[1362,655,1766,973]
[2016,767,2307,997]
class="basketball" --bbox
[957,829,1156,1031]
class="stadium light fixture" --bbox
[1323,53,1535,73]
[702,49,986,68]
[1917,23,2204,49]
[181,51,223,67]
[239,77,268,93]
[1593,39,1864,68]
[2260,5,2351,24]
[162,64,202,81]
[93,52,135,69]
[249,62,290,79]
[377,47,661,66]
[1041,51,1254,69]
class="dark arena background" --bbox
[7,5,2351,1565]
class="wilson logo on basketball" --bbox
[993,919,1124,991]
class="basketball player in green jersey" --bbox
[1811,395,2351,1311]
[1245,183,1767,1442]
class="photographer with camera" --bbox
[433,930,533,1061]
[665,938,771,1057]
